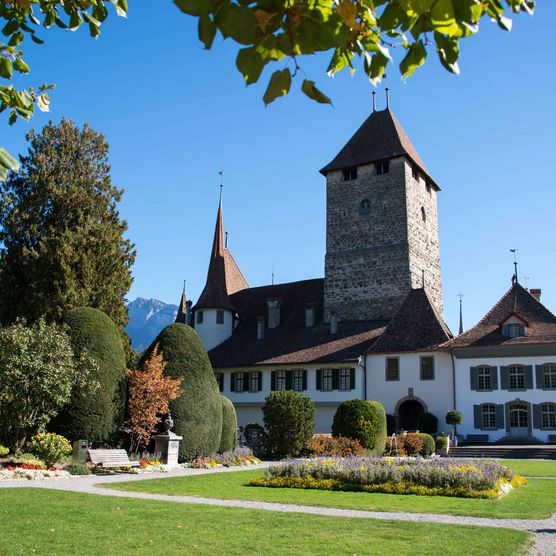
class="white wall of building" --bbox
[195,308,233,351]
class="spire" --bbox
[458,292,464,335]
[175,280,188,324]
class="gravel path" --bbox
[1,465,554,555]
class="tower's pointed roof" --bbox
[320,108,438,189]
[195,192,249,312]
[175,281,188,324]
[368,288,452,353]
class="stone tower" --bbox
[321,108,443,323]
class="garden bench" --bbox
[87,449,139,468]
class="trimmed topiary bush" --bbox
[262,390,315,458]
[435,436,449,456]
[141,324,222,461]
[418,412,438,434]
[386,414,396,436]
[415,433,435,457]
[219,395,238,453]
[50,307,127,444]
[332,400,387,455]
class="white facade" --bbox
[195,308,234,351]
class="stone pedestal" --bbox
[153,432,182,468]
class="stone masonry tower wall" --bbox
[323,156,442,322]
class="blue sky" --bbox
[4,2,556,334]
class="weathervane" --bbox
[510,249,518,284]
[457,292,464,335]
[218,170,224,202]
[384,74,390,109]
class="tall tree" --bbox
[0,118,136,330]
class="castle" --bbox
[176,107,556,443]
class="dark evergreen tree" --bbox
[0,119,135,331]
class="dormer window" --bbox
[359,199,371,215]
[343,167,357,181]
[376,160,390,175]
[502,322,526,338]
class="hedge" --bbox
[415,433,435,457]
[51,307,127,443]
[331,400,387,455]
[219,395,238,453]
[141,323,222,460]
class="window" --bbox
[376,160,390,175]
[321,369,333,391]
[509,403,528,428]
[385,358,399,381]
[420,357,434,380]
[292,370,304,391]
[509,365,525,390]
[339,369,351,391]
[481,404,497,429]
[234,372,244,393]
[412,165,419,180]
[343,167,357,181]
[359,199,371,215]
[196,310,204,324]
[215,372,223,392]
[477,366,492,391]
[248,372,259,392]
[276,370,287,391]
[541,404,556,429]
[503,323,525,338]
[216,310,224,324]
[421,206,426,222]
[544,364,556,389]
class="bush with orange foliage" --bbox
[125,345,182,452]
[305,434,363,457]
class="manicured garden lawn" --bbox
[107,468,556,519]
[0,489,531,556]
[500,459,556,477]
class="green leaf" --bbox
[0,147,19,181]
[174,0,213,17]
[262,68,291,106]
[220,5,260,45]
[301,79,332,105]
[0,58,13,79]
[198,15,217,49]
[13,58,30,75]
[399,40,427,77]
[69,12,83,31]
[430,0,459,36]
[37,94,50,112]
[236,47,265,85]
[368,52,388,84]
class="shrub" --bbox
[0,446,8,458]
[65,462,92,475]
[384,435,407,456]
[51,307,127,444]
[140,324,222,460]
[435,436,449,456]
[418,412,438,434]
[305,434,363,457]
[446,410,463,439]
[403,433,425,456]
[332,400,387,455]
[28,433,71,468]
[219,396,238,453]
[386,414,396,436]
[262,391,315,458]
[415,433,435,457]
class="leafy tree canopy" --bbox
[0,118,136,331]
[175,0,534,105]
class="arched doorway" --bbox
[397,400,425,431]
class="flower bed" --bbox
[0,466,70,480]
[249,457,527,499]
[184,447,261,469]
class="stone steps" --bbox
[448,446,556,460]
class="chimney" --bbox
[330,314,338,335]
[257,316,265,340]
[305,305,315,328]
[267,299,281,329]
[530,288,541,301]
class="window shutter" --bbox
[535,365,544,389]
[470,366,478,390]
[473,405,481,429]
[258,372,262,392]
[524,365,534,389]
[243,372,249,392]
[302,370,307,390]
[519,324,526,336]
[350,368,355,390]
[271,371,276,391]
[316,369,322,390]
[286,371,293,390]
[332,369,340,390]
[491,367,498,390]
[496,404,505,430]
[500,366,509,390]
[501,324,509,338]
[231,373,236,392]
[533,404,541,429]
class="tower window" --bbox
[376,160,390,175]
[359,199,371,215]
[421,206,427,222]
[412,166,419,180]
[343,167,357,181]
[216,310,224,324]
[196,310,204,324]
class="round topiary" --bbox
[141,323,222,461]
[219,395,238,453]
[50,307,127,443]
[332,400,387,455]
[415,433,435,457]
[418,412,439,434]
[262,390,315,458]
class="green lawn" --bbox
[500,459,556,477]
[106,468,556,519]
[0,489,531,556]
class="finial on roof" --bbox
[372,90,376,112]
[225,231,229,249]
[421,269,425,288]
[271,263,275,286]
[218,170,223,204]
[510,248,518,284]
[383,74,390,109]
[183,279,186,293]
[457,292,464,335]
